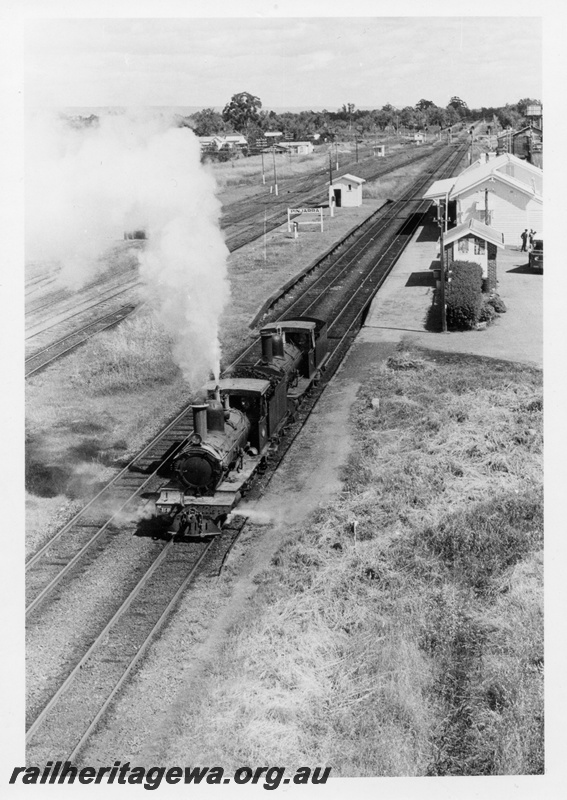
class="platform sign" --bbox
[527,105,542,117]
[287,207,324,233]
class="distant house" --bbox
[280,141,314,155]
[497,126,543,163]
[199,136,224,152]
[413,132,426,144]
[198,134,247,153]
[222,134,248,149]
[270,143,291,155]
[329,174,365,208]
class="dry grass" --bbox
[208,149,329,193]
[66,312,179,395]
[167,345,543,776]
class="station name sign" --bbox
[287,206,324,233]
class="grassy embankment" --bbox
[167,346,543,776]
[25,146,448,550]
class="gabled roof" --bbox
[443,219,505,249]
[451,153,542,200]
[497,125,542,139]
[334,173,365,184]
[422,178,457,201]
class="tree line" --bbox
[180,91,541,141]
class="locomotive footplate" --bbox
[287,373,322,402]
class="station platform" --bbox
[360,214,543,368]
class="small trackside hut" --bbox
[329,174,365,208]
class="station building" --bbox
[442,218,505,291]
[424,153,542,247]
[281,141,314,155]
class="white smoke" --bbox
[25,110,230,387]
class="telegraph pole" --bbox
[438,202,447,332]
[271,145,278,195]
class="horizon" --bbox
[40,98,540,117]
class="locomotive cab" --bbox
[260,317,328,381]
[205,378,272,453]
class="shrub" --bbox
[487,293,507,314]
[446,260,483,330]
[478,300,497,324]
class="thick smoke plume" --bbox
[26,111,230,387]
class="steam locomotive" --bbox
[155,317,329,537]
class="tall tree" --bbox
[222,91,262,133]
[447,96,469,117]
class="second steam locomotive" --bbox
[155,317,329,537]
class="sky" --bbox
[23,11,542,112]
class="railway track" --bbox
[222,141,442,251]
[26,139,467,764]
[25,275,141,337]
[26,524,243,765]
[24,143,440,378]
[230,140,467,368]
[25,304,139,378]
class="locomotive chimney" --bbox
[207,387,226,433]
[261,331,273,363]
[272,333,285,358]
[192,404,208,438]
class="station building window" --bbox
[474,237,486,255]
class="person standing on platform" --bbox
[520,229,528,252]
